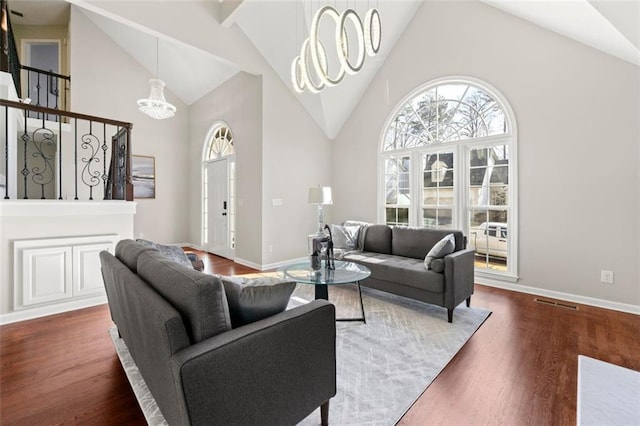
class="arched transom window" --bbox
[380,78,517,280]
[205,124,234,160]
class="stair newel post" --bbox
[4,106,7,199]
[125,125,133,201]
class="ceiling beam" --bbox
[220,0,245,28]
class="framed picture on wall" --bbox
[132,155,156,199]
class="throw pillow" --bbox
[220,275,296,328]
[344,220,370,250]
[430,258,445,273]
[136,239,193,269]
[424,233,455,270]
[330,224,360,250]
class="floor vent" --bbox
[534,298,578,310]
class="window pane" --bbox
[385,156,411,225]
[382,83,506,151]
[422,151,454,227]
[469,209,508,271]
[423,208,452,228]
[386,207,409,226]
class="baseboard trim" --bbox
[0,295,108,325]
[234,257,261,270]
[477,277,640,315]
[260,257,308,271]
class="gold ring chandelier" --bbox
[291,5,381,94]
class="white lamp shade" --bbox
[308,186,332,205]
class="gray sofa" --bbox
[100,239,336,426]
[343,225,475,322]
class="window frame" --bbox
[378,76,518,282]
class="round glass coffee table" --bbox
[278,260,371,323]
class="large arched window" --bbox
[380,77,518,280]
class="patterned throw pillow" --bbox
[424,234,455,270]
[330,224,360,250]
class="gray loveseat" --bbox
[100,239,336,425]
[343,225,475,322]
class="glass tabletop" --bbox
[278,260,371,285]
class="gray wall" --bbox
[332,1,640,306]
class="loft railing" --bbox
[1,0,21,94]
[1,0,71,120]
[1,99,133,201]
[21,65,70,120]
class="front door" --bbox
[206,159,229,258]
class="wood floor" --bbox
[1,250,638,425]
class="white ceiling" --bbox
[9,0,640,138]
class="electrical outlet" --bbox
[268,245,273,253]
[600,270,614,284]
[138,232,144,239]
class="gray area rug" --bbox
[577,355,640,425]
[110,284,491,425]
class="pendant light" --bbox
[137,37,176,119]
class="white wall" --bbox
[0,200,134,317]
[69,6,190,244]
[188,72,263,266]
[332,1,640,307]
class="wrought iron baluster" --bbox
[35,72,41,119]
[21,110,29,199]
[31,114,55,199]
[74,117,78,200]
[102,123,108,199]
[58,114,62,199]
[80,120,101,200]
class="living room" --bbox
[0,0,638,424]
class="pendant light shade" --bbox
[137,38,176,119]
[137,78,176,120]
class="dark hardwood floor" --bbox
[1,250,638,425]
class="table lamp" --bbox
[308,186,332,235]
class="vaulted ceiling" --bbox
[9,0,640,139]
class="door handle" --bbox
[223,201,227,210]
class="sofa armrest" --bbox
[171,299,336,426]
[443,248,475,310]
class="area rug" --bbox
[577,355,640,425]
[110,284,491,425]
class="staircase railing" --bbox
[1,0,71,120]
[20,65,70,120]
[1,99,133,201]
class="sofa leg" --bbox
[466,296,471,307]
[447,309,453,323]
[321,401,330,426]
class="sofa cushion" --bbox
[136,239,193,269]
[424,234,455,270]
[363,224,392,254]
[219,276,296,328]
[115,239,157,273]
[392,227,464,259]
[330,224,360,250]
[137,250,231,343]
[344,252,444,293]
